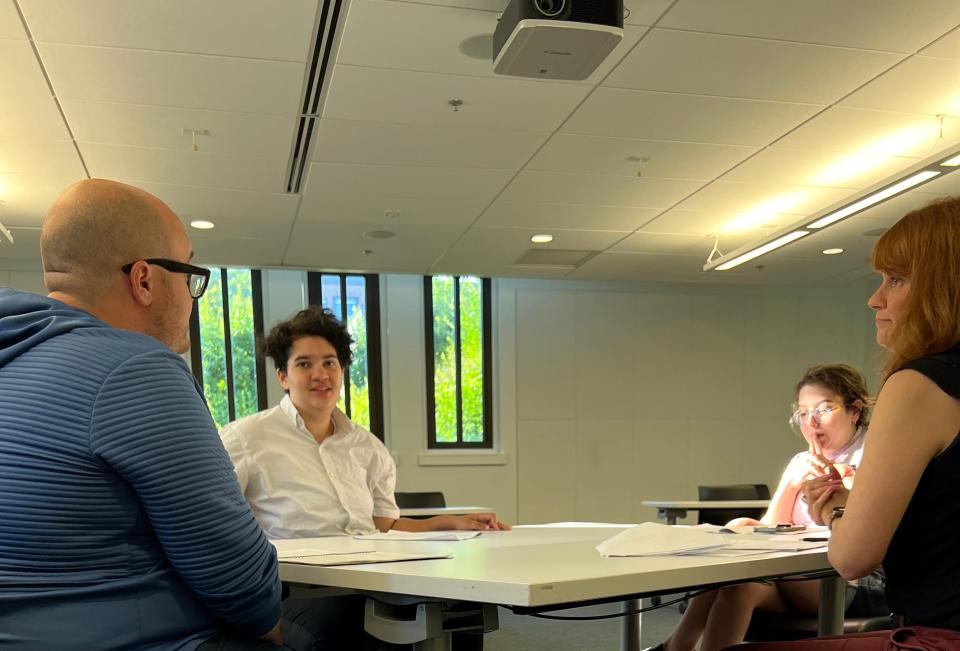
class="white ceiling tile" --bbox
[499,170,704,208]
[0,41,72,141]
[339,0,647,84]
[303,162,513,201]
[431,226,622,276]
[0,174,80,227]
[607,29,903,104]
[381,0,504,11]
[20,0,317,61]
[117,180,300,224]
[720,148,919,190]
[322,64,590,131]
[624,0,674,26]
[1,3,26,39]
[62,99,298,157]
[38,44,305,114]
[190,235,288,268]
[479,201,660,230]
[612,231,730,256]
[841,56,960,115]
[772,106,957,158]
[185,210,296,241]
[283,221,466,272]
[84,143,288,193]
[567,250,707,283]
[297,194,488,226]
[529,133,757,179]
[659,0,960,52]
[672,181,855,229]
[312,119,548,169]
[564,88,823,145]
[1,40,56,102]
[0,140,85,179]
[635,209,760,253]
[920,26,960,59]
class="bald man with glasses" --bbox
[0,180,313,650]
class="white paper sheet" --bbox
[353,531,481,542]
[596,522,728,557]
[278,548,452,566]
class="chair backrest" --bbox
[394,491,446,509]
[696,484,769,525]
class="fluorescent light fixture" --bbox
[715,230,810,271]
[0,221,12,244]
[807,170,941,229]
[941,154,960,167]
[822,248,844,255]
[190,220,215,230]
[531,234,554,244]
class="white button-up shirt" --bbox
[220,395,399,538]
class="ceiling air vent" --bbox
[285,0,346,193]
[513,249,597,268]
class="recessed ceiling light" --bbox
[531,234,553,244]
[822,248,844,255]
[362,230,395,240]
[190,220,215,230]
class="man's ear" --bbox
[126,260,156,307]
[276,367,288,391]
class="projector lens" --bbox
[534,0,565,17]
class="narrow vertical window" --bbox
[306,272,384,437]
[190,268,267,429]
[424,275,492,448]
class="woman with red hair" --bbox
[728,197,960,649]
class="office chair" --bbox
[696,483,770,525]
[394,491,446,509]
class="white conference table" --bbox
[399,505,493,518]
[277,524,843,651]
[643,500,772,525]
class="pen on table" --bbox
[802,536,829,542]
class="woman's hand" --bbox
[433,513,511,531]
[801,467,848,526]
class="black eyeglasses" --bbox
[121,258,211,299]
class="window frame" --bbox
[188,268,268,423]
[306,272,385,439]
[423,275,493,449]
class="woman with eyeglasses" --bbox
[649,364,887,651]
[724,198,960,650]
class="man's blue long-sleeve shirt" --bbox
[0,288,281,650]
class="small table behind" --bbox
[642,499,771,525]
[399,505,493,518]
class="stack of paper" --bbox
[278,548,452,566]
[596,523,728,557]
[596,523,830,558]
[353,531,481,542]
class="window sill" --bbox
[417,452,508,467]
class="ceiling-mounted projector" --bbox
[493,0,624,81]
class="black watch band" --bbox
[828,506,845,529]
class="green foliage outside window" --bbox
[431,275,485,444]
[197,268,259,430]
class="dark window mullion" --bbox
[251,269,268,410]
[340,274,351,418]
[189,301,203,387]
[423,276,438,448]
[453,276,463,444]
[481,277,493,447]
[220,268,236,423]
[365,274,384,438]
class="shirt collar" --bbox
[279,394,347,441]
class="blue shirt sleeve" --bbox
[88,348,282,637]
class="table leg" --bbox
[620,599,642,651]
[818,575,845,636]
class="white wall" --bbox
[1,271,45,295]
[8,267,881,527]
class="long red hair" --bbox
[871,196,960,378]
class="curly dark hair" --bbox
[793,363,873,429]
[259,306,353,374]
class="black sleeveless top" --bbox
[883,343,960,627]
